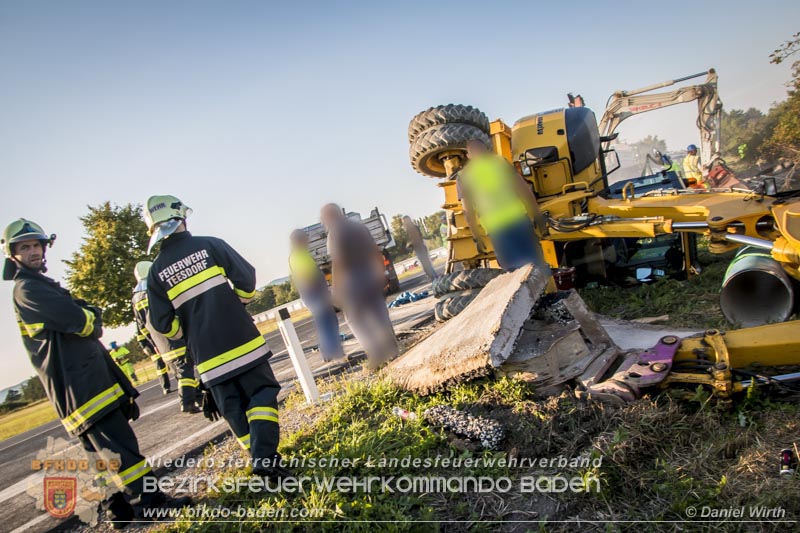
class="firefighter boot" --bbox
[102,491,136,530]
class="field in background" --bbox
[0,400,57,442]
[255,308,313,335]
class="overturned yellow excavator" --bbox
[408,70,800,327]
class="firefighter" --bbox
[136,322,172,395]
[109,341,139,385]
[682,144,706,189]
[143,195,289,480]
[132,261,202,412]
[458,139,550,273]
[288,230,344,362]
[2,218,190,526]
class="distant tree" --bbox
[272,280,299,305]
[122,336,147,365]
[721,108,770,162]
[20,377,46,403]
[388,214,412,260]
[630,135,668,169]
[761,32,800,162]
[64,203,149,328]
[248,286,277,314]
[421,211,446,248]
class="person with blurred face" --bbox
[402,215,438,282]
[457,139,550,273]
[288,229,343,362]
[321,203,398,370]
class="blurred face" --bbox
[688,148,697,156]
[291,231,309,247]
[13,239,44,271]
[466,140,488,159]
[320,204,342,230]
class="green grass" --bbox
[578,243,736,330]
[0,399,58,441]
[160,376,800,531]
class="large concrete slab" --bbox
[388,265,548,395]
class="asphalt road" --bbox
[0,269,436,532]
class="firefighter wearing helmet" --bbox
[2,218,191,526]
[132,260,201,412]
[143,195,289,480]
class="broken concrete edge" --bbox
[488,266,549,368]
[387,265,547,395]
[387,266,545,391]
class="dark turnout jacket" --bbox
[132,282,189,364]
[12,267,138,436]
[146,231,270,387]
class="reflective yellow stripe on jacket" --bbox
[78,308,95,337]
[62,384,125,433]
[167,265,228,308]
[18,321,44,337]
[461,154,529,234]
[195,336,269,383]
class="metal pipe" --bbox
[740,372,800,388]
[622,71,710,97]
[724,234,775,250]
[720,246,794,327]
[671,221,709,230]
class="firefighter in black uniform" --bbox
[143,195,288,479]
[2,219,190,527]
[135,320,172,395]
[132,260,201,412]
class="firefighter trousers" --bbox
[78,407,155,504]
[154,357,171,392]
[173,357,199,408]
[209,361,281,471]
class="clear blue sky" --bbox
[1,0,798,389]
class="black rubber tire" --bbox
[433,268,503,298]
[409,123,491,177]
[434,289,482,322]
[408,104,490,144]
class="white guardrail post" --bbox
[276,308,320,404]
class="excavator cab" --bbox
[511,107,608,199]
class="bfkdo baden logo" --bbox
[26,437,124,525]
[43,477,77,518]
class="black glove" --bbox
[122,399,140,421]
[200,389,220,422]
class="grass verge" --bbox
[160,375,799,531]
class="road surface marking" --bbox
[8,419,229,532]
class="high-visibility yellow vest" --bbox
[289,248,321,285]
[460,155,529,234]
[682,154,703,183]
[110,347,130,365]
